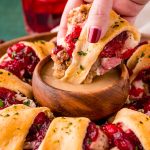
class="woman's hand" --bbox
[57,0,149,44]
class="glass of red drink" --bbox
[22,0,67,33]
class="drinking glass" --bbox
[22,0,67,33]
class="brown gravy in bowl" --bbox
[41,61,120,93]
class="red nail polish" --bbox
[88,26,101,43]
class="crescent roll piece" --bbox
[52,4,140,84]
[0,69,36,109]
[113,108,150,150]
[39,117,109,150]
[127,42,150,99]
[0,104,53,150]
[0,40,54,83]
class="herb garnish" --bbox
[0,99,4,108]
[14,112,19,115]
[80,65,84,70]
[23,100,30,106]
[39,40,45,44]
[77,51,87,56]
[4,114,10,117]
[139,121,143,124]
[11,51,16,59]
[0,71,3,74]
[141,52,145,57]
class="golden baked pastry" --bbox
[52,4,140,84]
[113,108,150,150]
[127,41,150,99]
[0,104,53,150]
[0,40,55,83]
[39,117,109,150]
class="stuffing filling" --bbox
[0,43,40,84]
[0,87,36,110]
[23,112,51,150]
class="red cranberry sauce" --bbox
[83,122,99,150]
[53,25,82,57]
[100,31,129,59]
[0,87,22,109]
[125,97,150,115]
[25,112,51,150]
[0,43,40,81]
[101,123,143,150]
[123,41,149,60]
[129,67,150,99]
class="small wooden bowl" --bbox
[32,56,129,121]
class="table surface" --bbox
[0,0,26,41]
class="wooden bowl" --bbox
[32,56,129,121]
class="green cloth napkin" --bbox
[0,0,27,41]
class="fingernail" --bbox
[88,26,101,43]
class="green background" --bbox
[0,0,26,41]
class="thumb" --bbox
[87,0,113,43]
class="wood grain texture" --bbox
[32,56,129,121]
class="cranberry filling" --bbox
[0,43,40,82]
[24,112,51,150]
[101,123,143,150]
[129,67,150,99]
[100,31,128,58]
[0,87,22,109]
[53,25,82,57]
[83,122,99,150]
[125,97,150,114]
[65,25,82,57]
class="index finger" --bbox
[57,0,83,44]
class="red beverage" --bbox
[22,0,67,33]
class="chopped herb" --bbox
[17,128,20,130]
[148,55,150,58]
[53,129,56,133]
[77,51,87,56]
[11,51,16,59]
[23,100,30,106]
[139,121,143,124]
[39,40,45,44]
[62,117,66,119]
[4,114,10,117]
[80,65,84,70]
[135,146,138,150]
[0,71,3,74]
[14,112,19,115]
[141,52,145,57]
[112,24,119,28]
[8,72,11,76]
[87,138,92,144]
[0,99,4,108]
[54,140,60,143]
[68,122,73,126]
[73,38,78,42]
[14,105,17,109]
[120,20,124,23]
